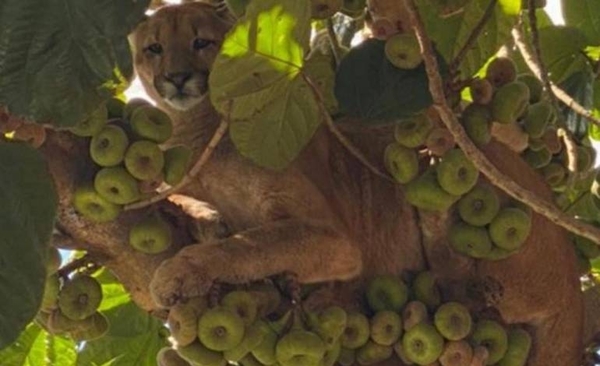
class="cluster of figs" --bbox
[34,247,108,342]
[69,97,193,255]
[157,272,532,366]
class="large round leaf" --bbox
[0,0,149,128]
[0,142,58,349]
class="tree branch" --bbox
[400,0,600,244]
[450,0,498,74]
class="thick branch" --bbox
[41,131,193,312]
[401,0,600,244]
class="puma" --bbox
[131,2,583,365]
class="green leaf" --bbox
[562,0,600,45]
[0,142,58,349]
[558,70,594,139]
[210,0,319,170]
[334,39,442,122]
[0,0,149,128]
[418,0,520,78]
[94,268,130,311]
[0,322,77,366]
[536,26,591,84]
[210,0,311,119]
[75,301,169,366]
[229,75,320,170]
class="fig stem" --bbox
[326,18,342,67]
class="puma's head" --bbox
[131,2,233,111]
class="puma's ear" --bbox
[214,1,238,24]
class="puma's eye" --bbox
[146,43,163,55]
[193,38,212,50]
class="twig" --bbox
[525,2,555,104]
[57,253,95,278]
[401,0,600,244]
[326,18,343,66]
[512,26,600,129]
[449,0,498,73]
[558,127,578,173]
[125,110,230,211]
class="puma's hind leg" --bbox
[149,219,363,307]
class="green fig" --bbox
[72,185,122,222]
[340,0,366,17]
[312,306,347,348]
[130,105,173,143]
[497,328,531,366]
[436,148,479,196]
[356,341,393,365]
[58,275,103,320]
[124,140,165,180]
[341,311,371,349]
[239,354,264,366]
[413,271,441,310]
[522,101,554,139]
[47,309,81,333]
[157,347,191,366]
[320,340,342,366]
[469,78,494,105]
[163,145,193,186]
[491,81,530,125]
[456,184,500,227]
[449,222,493,258]
[221,290,259,326]
[370,311,402,346]
[123,98,152,121]
[177,341,227,366]
[252,326,279,365]
[405,169,460,212]
[89,125,130,167]
[470,320,508,365]
[426,127,455,157]
[337,347,356,366]
[365,275,408,313]
[485,58,517,88]
[522,147,552,169]
[384,33,423,69]
[384,142,419,184]
[129,213,172,254]
[460,104,492,146]
[69,104,108,137]
[541,162,566,188]
[224,321,270,362]
[198,307,246,352]
[488,207,532,251]
[69,311,110,342]
[394,113,434,148]
[275,330,326,366]
[516,74,543,104]
[94,166,141,205]
[439,340,473,366]
[401,322,444,365]
[168,297,208,347]
[433,302,472,341]
[402,301,429,331]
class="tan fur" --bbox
[131,4,582,365]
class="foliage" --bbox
[1,0,600,364]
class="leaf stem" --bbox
[326,18,343,66]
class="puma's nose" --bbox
[165,72,192,90]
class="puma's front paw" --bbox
[149,245,218,307]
